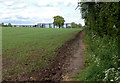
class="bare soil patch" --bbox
[62,30,85,81]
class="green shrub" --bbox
[66,26,71,28]
[74,28,119,82]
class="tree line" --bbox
[76,2,120,82]
[53,15,82,28]
[0,23,12,27]
[78,2,120,38]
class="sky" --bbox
[0,0,85,26]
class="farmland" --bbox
[2,27,81,80]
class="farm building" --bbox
[37,23,71,28]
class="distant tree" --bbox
[49,24,52,28]
[0,23,2,27]
[71,22,77,28]
[66,26,71,28]
[8,23,12,27]
[71,22,82,28]
[2,23,8,27]
[34,25,37,27]
[1,23,4,27]
[53,15,65,28]
[4,24,8,27]
[41,24,44,28]
[78,23,82,28]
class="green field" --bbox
[2,27,81,80]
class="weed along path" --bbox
[28,30,85,82]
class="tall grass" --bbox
[74,28,119,82]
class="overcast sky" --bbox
[0,0,85,25]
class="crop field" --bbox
[2,27,81,80]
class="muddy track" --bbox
[3,30,85,82]
[34,30,85,82]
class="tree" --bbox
[66,26,71,28]
[71,22,82,28]
[4,24,8,27]
[71,22,76,28]
[49,24,52,28]
[53,16,65,28]
[78,2,120,37]
[0,23,2,27]
[78,23,82,28]
[77,2,120,82]
[71,22,79,28]
[1,23,4,27]
[8,23,12,27]
[1,23,8,27]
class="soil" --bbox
[2,30,85,82]
[62,30,85,81]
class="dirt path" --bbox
[62,30,85,81]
